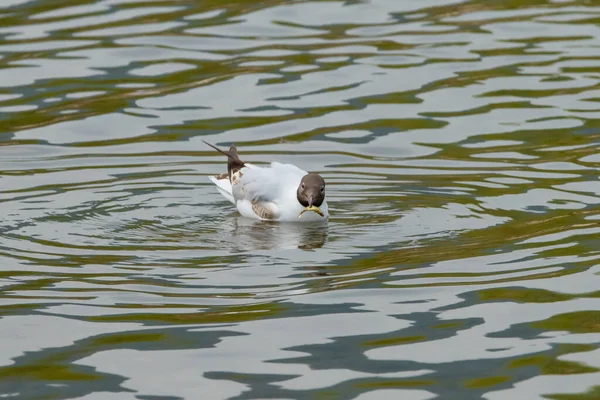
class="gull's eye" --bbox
[321,187,325,193]
[301,183,305,190]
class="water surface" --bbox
[2,0,600,399]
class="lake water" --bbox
[2,0,600,399]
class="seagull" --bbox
[204,141,329,222]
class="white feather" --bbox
[232,162,304,203]
[207,163,258,205]
[207,176,235,204]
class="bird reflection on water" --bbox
[228,217,328,251]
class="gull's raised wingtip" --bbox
[203,140,246,180]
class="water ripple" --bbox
[2,0,600,399]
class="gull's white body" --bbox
[208,162,329,222]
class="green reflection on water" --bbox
[2,0,600,398]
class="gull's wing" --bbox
[232,162,307,204]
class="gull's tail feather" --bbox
[203,140,245,180]
[208,175,235,204]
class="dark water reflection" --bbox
[2,0,600,399]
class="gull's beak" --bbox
[298,205,324,218]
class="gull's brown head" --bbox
[297,173,326,208]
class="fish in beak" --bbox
[298,205,324,218]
